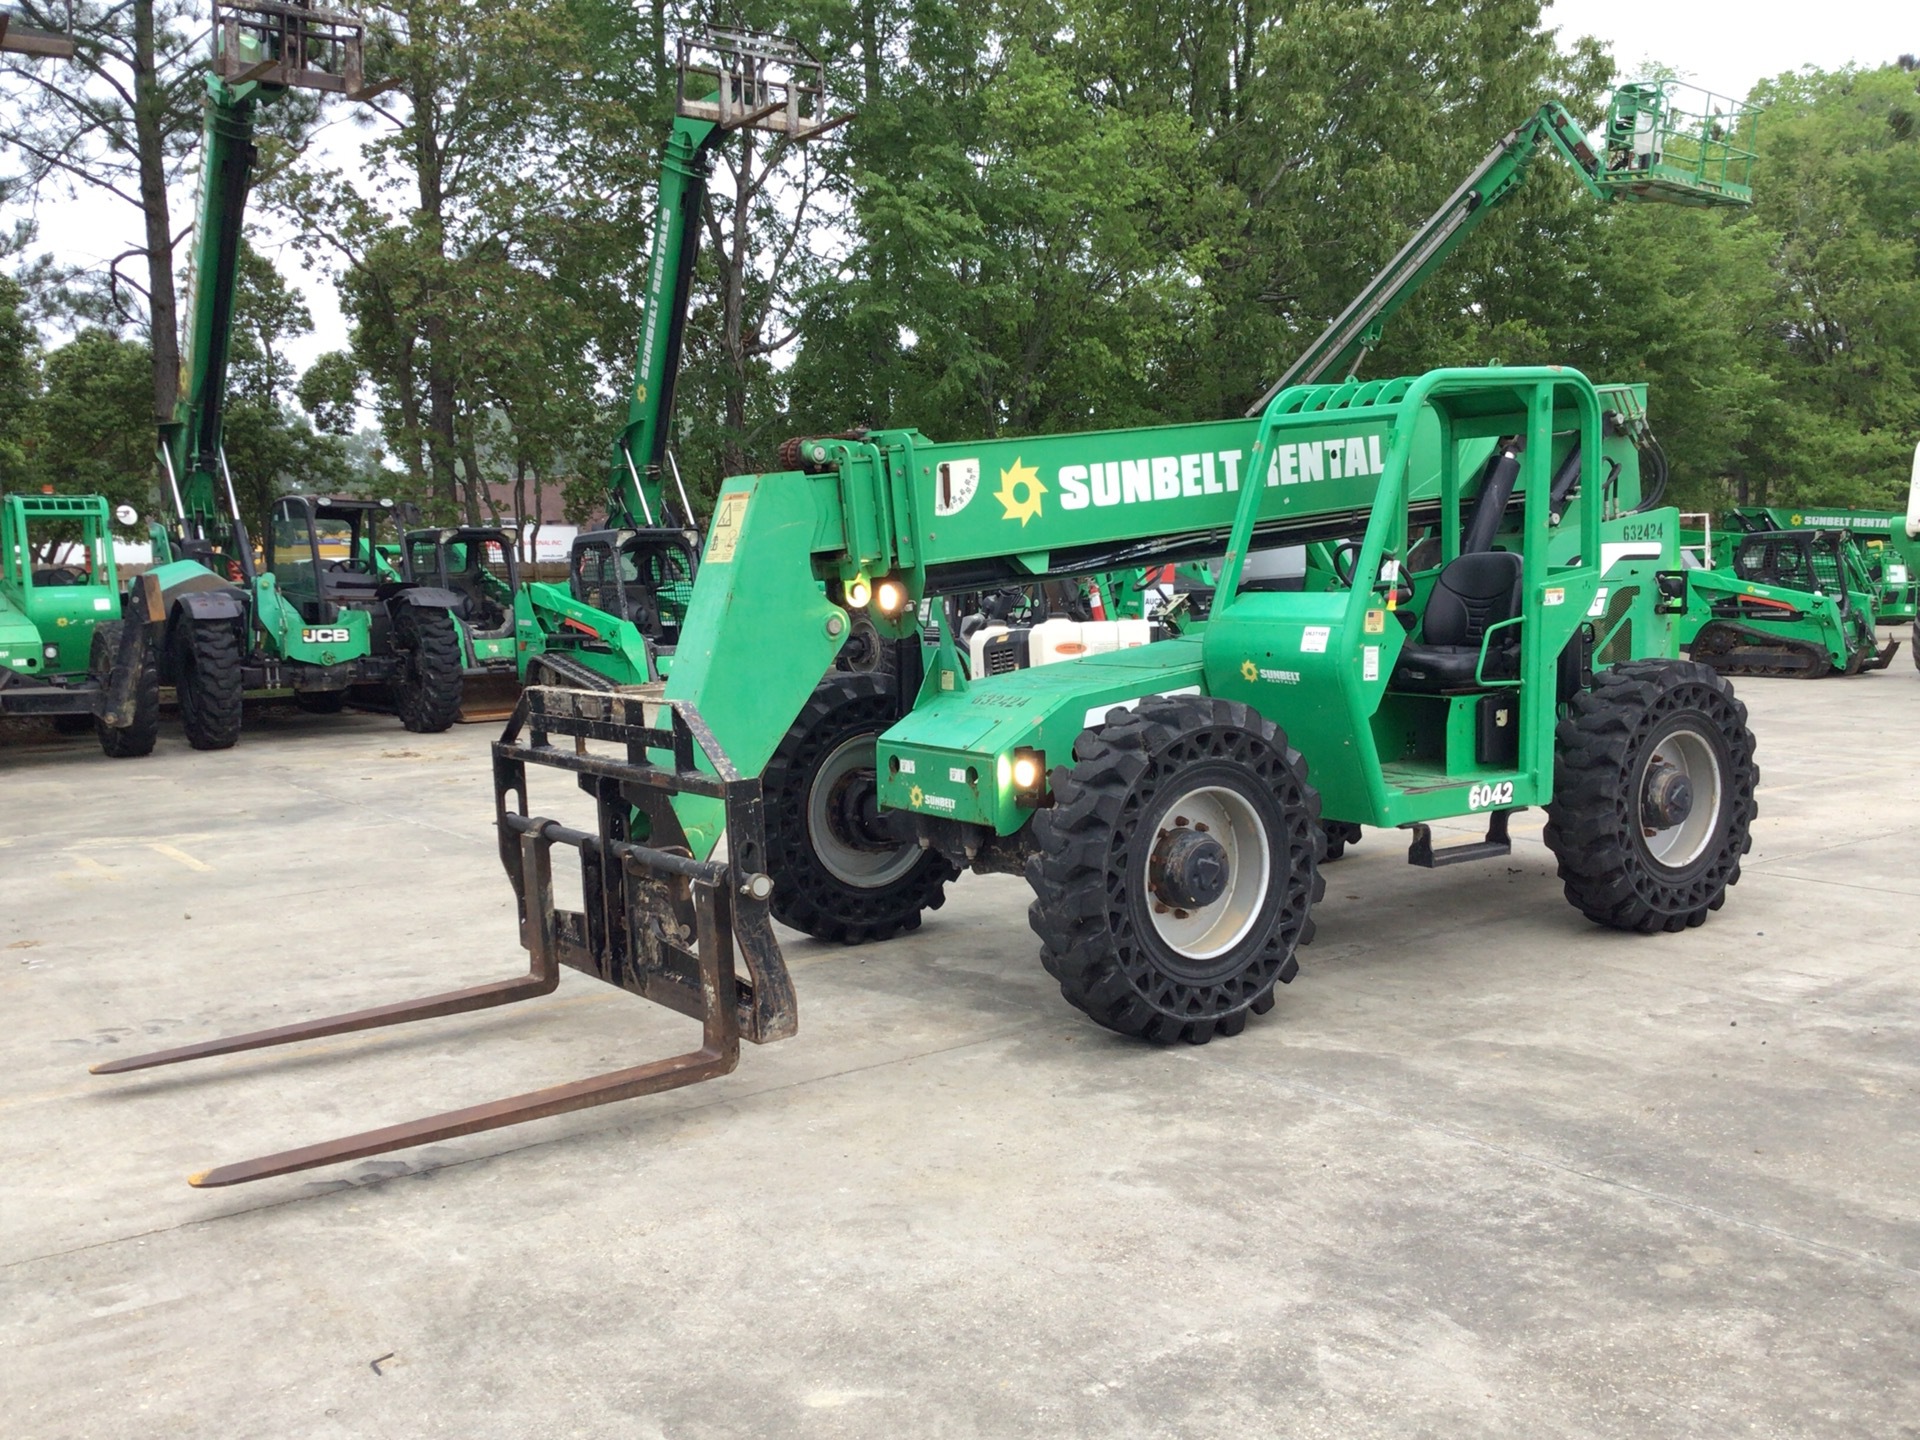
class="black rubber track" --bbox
[173,617,243,751]
[1027,695,1323,1045]
[392,607,464,733]
[1543,660,1759,933]
[92,622,159,759]
[762,674,957,945]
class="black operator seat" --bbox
[1389,549,1523,693]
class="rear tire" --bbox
[1544,660,1758,933]
[762,674,957,944]
[1028,695,1322,1044]
[392,607,463,733]
[91,623,159,759]
[172,616,243,751]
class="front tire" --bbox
[392,607,463,733]
[762,675,957,944]
[1544,660,1758,933]
[1028,695,1322,1044]
[91,622,159,759]
[172,616,243,751]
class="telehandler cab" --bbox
[97,68,1768,1187]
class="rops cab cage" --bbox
[92,688,795,1187]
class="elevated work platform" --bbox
[1601,81,1759,206]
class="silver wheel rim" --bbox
[808,735,922,888]
[1146,784,1272,960]
[1638,725,1722,869]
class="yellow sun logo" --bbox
[1241,659,1259,683]
[909,784,925,809]
[995,457,1045,526]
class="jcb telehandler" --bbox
[140,3,464,747]
[97,69,1769,1187]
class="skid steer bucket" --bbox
[93,687,795,1187]
[454,667,524,723]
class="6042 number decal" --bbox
[1468,781,1514,810]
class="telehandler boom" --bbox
[512,30,848,691]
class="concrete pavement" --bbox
[2,671,1916,1438]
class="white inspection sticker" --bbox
[93,597,111,611]
[1362,645,1379,682]
[1301,625,1331,654]
[1586,586,1610,618]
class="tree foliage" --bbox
[5,0,1919,524]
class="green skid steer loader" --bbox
[96,68,1773,1187]
[1679,526,1899,676]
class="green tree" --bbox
[26,330,156,517]
[1731,64,1920,507]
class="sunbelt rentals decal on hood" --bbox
[979,432,1389,525]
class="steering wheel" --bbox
[1331,541,1361,587]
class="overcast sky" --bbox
[12,0,1917,384]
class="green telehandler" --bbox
[0,493,160,755]
[98,74,1771,1186]
[141,3,465,748]
[401,522,525,720]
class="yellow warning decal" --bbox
[706,492,749,564]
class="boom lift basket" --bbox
[212,0,390,100]
[93,687,795,1186]
[674,27,847,139]
[1601,80,1759,206]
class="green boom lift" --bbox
[98,78,1770,1187]
[509,30,849,692]
[143,2,466,748]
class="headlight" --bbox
[1010,748,1046,803]
[875,578,907,615]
